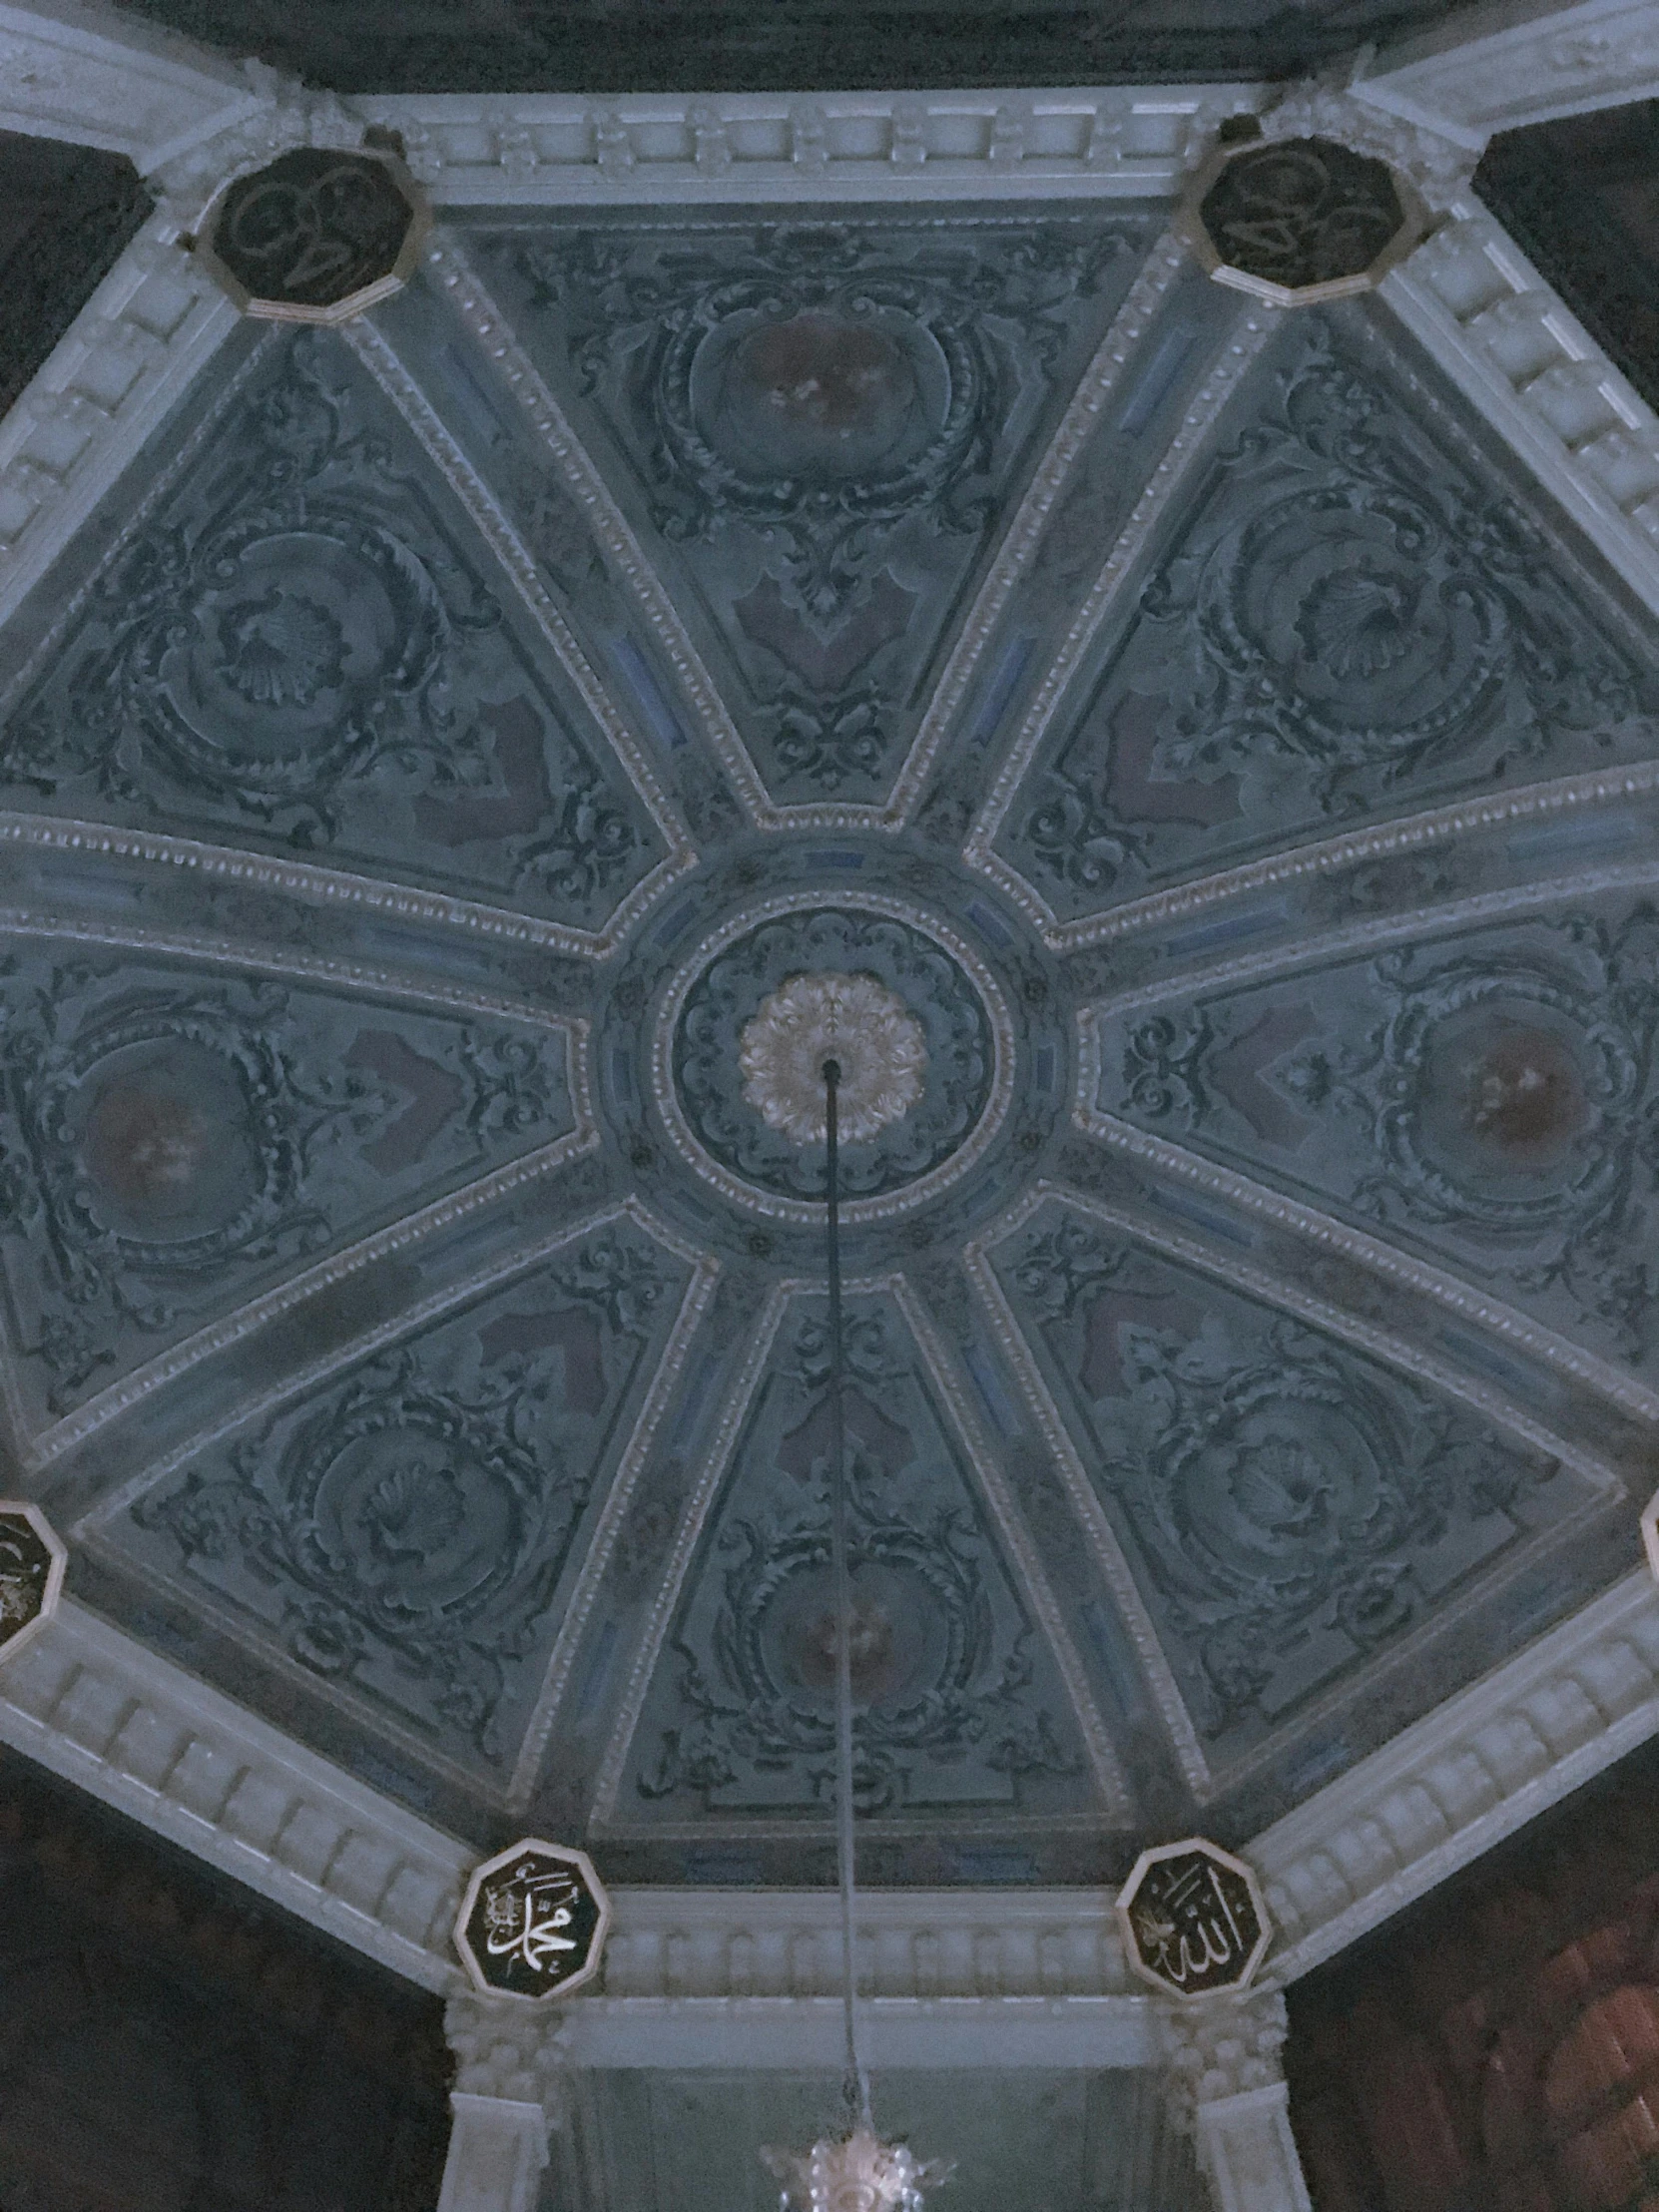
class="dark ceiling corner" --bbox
[0,133,154,423]
[105,0,1490,95]
[0,1744,451,2209]
[1476,99,1659,413]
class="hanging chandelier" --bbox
[756,991,953,2212]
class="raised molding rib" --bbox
[1252,1568,1659,1982]
[1357,0,1659,151]
[357,87,1262,206]
[1382,199,1659,620]
[0,1596,472,1989]
[0,0,260,170]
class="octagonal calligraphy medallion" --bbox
[1117,1837,1271,1998]
[0,1503,66,1665]
[1180,133,1427,306]
[454,1838,609,2001]
[195,147,429,323]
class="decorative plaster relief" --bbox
[976,304,1659,948]
[597,1273,1122,1837]
[653,894,1014,1227]
[971,1185,1597,1786]
[0,322,675,941]
[0,943,580,1428]
[468,210,1154,820]
[1084,895,1659,1379]
[102,1205,708,1787]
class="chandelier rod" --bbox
[824,1054,872,2134]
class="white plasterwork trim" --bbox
[1382,198,1659,621]
[0,0,260,171]
[1070,1050,1659,1428]
[27,1041,598,1471]
[1255,1567,1659,1981]
[1046,762,1659,953]
[341,314,698,939]
[1354,0,1659,150]
[358,87,1263,207]
[885,231,1190,829]
[964,308,1278,924]
[0,815,661,963]
[0,1593,472,1989]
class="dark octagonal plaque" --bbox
[454,1838,609,2001]
[1117,1837,1272,1998]
[0,1503,67,1663]
[1183,134,1426,306]
[196,147,428,323]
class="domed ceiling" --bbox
[0,175,1653,1891]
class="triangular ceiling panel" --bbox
[972,1188,1602,1789]
[1082,890,1659,1383]
[85,1203,709,1797]
[974,300,1659,942]
[599,1275,1121,1838]
[0,939,586,1437]
[0,321,685,947]
[467,210,1158,821]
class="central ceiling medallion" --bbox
[656,893,1013,1223]
[740,971,925,1147]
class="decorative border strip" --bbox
[589,1269,1127,1834]
[0,1594,470,1991]
[1382,197,1659,621]
[0,813,657,963]
[648,891,1017,1227]
[963,307,1276,926]
[343,316,698,945]
[1256,1567,1659,1981]
[29,1031,597,1470]
[966,1178,1625,1802]
[360,88,1260,207]
[1070,1055,1659,1428]
[884,231,1190,829]
[1034,761,1659,953]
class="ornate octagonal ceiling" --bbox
[1,87,1657,1896]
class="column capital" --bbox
[1158,1987,1313,2212]
[445,1990,574,2118]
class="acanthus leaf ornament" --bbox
[454,1837,609,2001]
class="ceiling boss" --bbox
[739,971,927,1149]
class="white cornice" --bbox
[0,0,260,172]
[1356,0,1659,151]
[357,87,1262,206]
[1255,1568,1659,1981]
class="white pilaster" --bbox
[437,2096,549,2212]
[0,0,261,171]
[1161,1989,1313,2212]
[441,1994,570,2212]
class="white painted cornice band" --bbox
[4,1577,1658,2014]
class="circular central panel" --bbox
[740,971,926,1147]
[656,895,1012,1223]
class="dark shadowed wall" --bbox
[0,1747,450,2212]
